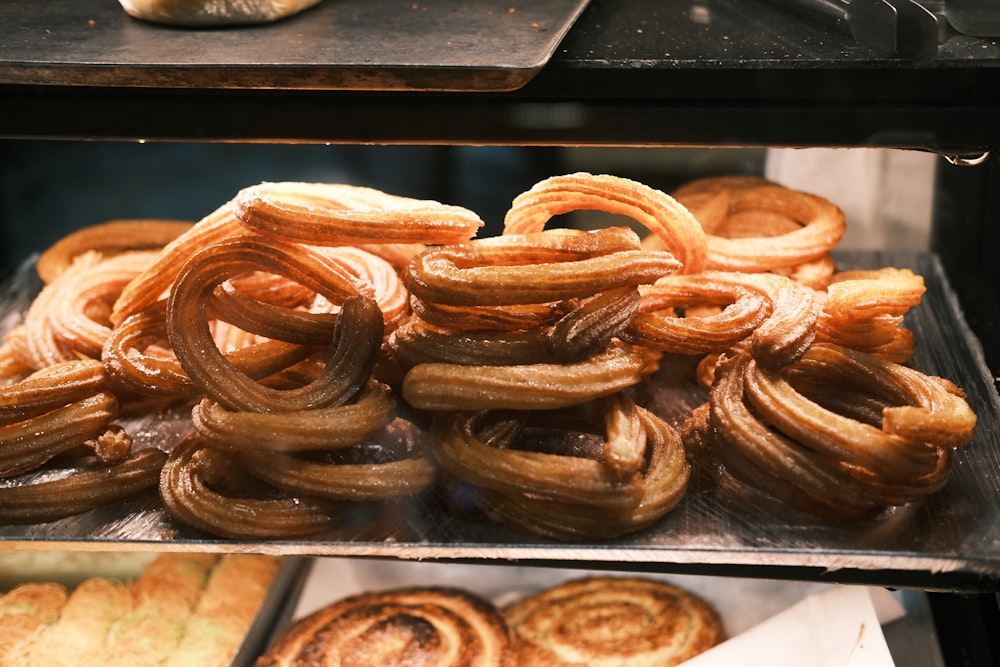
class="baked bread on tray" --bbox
[118,0,322,26]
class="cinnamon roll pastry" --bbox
[504,576,723,667]
[256,586,515,667]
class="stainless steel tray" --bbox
[0,0,590,91]
[231,557,312,667]
[0,251,997,593]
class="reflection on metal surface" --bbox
[689,2,713,25]
[942,151,991,166]
[510,103,590,130]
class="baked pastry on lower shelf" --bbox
[503,576,724,667]
[0,582,69,663]
[256,586,516,666]
[0,553,281,667]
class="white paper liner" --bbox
[683,585,900,667]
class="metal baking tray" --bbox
[231,557,313,667]
[0,251,997,593]
[0,0,590,91]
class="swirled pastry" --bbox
[256,586,515,667]
[504,576,723,667]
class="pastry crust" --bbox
[7,577,132,667]
[504,576,724,667]
[257,586,515,666]
[165,554,281,667]
[0,582,69,662]
[118,0,322,26]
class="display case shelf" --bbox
[1,0,999,150]
[1,0,999,599]
[0,251,997,594]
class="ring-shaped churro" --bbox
[232,181,484,246]
[823,268,926,320]
[783,342,977,449]
[626,271,816,368]
[408,297,573,333]
[159,435,336,539]
[707,203,838,288]
[704,185,846,272]
[625,273,769,355]
[103,300,313,398]
[19,252,105,370]
[405,228,679,307]
[436,401,689,540]
[394,288,640,368]
[646,178,846,277]
[167,237,382,413]
[0,392,119,478]
[235,423,438,502]
[47,250,161,361]
[0,359,106,425]
[0,448,166,524]
[743,352,944,483]
[390,320,559,368]
[36,219,193,285]
[433,406,643,511]
[402,343,647,411]
[815,268,925,361]
[503,172,708,274]
[190,380,397,453]
[111,203,248,326]
[705,350,954,519]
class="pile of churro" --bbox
[0,172,977,537]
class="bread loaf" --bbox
[118,0,322,26]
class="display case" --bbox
[1,0,999,662]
